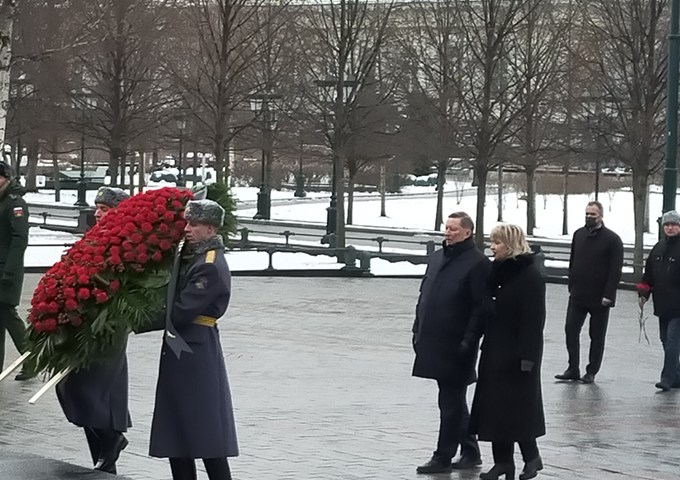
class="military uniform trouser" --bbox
[0,302,26,371]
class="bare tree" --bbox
[0,0,16,146]
[581,0,668,273]
[455,0,533,246]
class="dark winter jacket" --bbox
[149,240,239,459]
[0,179,28,306]
[412,237,491,385]
[470,254,546,442]
[568,223,623,308]
[642,235,680,319]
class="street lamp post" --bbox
[663,0,679,225]
[294,144,306,198]
[176,116,186,187]
[75,92,93,207]
[250,92,280,220]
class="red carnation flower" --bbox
[95,291,108,303]
[637,283,650,293]
[147,234,159,245]
[48,301,59,313]
[134,213,146,224]
[110,246,120,256]
[141,222,153,233]
[110,236,122,245]
[65,299,78,311]
[175,220,186,231]
[123,251,136,262]
[155,204,167,215]
[88,267,99,276]
[136,244,147,254]
[171,200,182,209]
[110,280,120,292]
[122,241,133,251]
[64,288,76,299]
[78,275,89,285]
[137,253,149,264]
[42,319,57,332]
[46,286,57,298]
[158,223,169,234]
[170,229,181,240]
[36,301,49,313]
[93,255,105,265]
[109,255,122,265]
[130,233,143,244]
[77,288,91,300]
[146,212,159,222]
[163,211,175,222]
[151,251,163,262]
[159,239,172,251]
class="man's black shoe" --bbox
[451,455,482,469]
[94,434,128,473]
[655,381,671,392]
[416,456,452,474]
[554,369,580,381]
[580,373,595,384]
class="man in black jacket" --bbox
[0,160,29,378]
[555,201,623,384]
[412,212,490,474]
[639,210,680,391]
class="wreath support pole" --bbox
[29,368,71,405]
[0,352,30,383]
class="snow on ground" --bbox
[24,182,672,274]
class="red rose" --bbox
[93,255,105,265]
[81,254,92,263]
[95,291,108,303]
[163,211,175,222]
[158,223,169,234]
[46,286,57,298]
[136,244,147,254]
[109,255,122,265]
[130,233,143,244]
[64,275,76,285]
[152,251,163,262]
[110,246,120,256]
[36,301,49,313]
[110,280,120,292]
[71,316,82,327]
[122,241,133,251]
[146,212,159,222]
[159,239,172,251]
[65,299,78,311]
[48,301,59,313]
[171,200,183,209]
[134,213,146,224]
[137,253,149,264]
[141,222,153,233]
[88,267,99,276]
[147,234,159,245]
[78,275,89,285]
[123,251,136,262]
[63,288,76,299]
[109,236,122,245]
[77,288,91,300]
[155,204,167,215]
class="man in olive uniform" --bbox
[150,199,238,480]
[56,186,131,475]
[0,160,29,378]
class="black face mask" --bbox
[585,217,598,228]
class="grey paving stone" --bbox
[1,275,679,479]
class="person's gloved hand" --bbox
[520,359,534,372]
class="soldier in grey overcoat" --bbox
[149,199,238,480]
[56,186,131,475]
[0,160,29,376]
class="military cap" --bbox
[184,199,224,227]
[94,186,130,208]
[662,210,680,226]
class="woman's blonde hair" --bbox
[489,224,531,258]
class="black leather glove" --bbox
[520,359,534,372]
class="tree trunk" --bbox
[474,163,488,248]
[214,131,224,183]
[335,153,346,249]
[526,165,536,235]
[644,187,650,233]
[632,168,648,277]
[434,161,446,230]
[347,172,355,225]
[128,154,135,195]
[380,165,386,217]
[0,0,15,146]
[26,137,38,191]
[52,152,60,202]
[562,163,569,235]
[138,151,145,193]
[497,164,503,222]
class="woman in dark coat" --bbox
[470,224,546,480]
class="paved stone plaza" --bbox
[1,274,679,480]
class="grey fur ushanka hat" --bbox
[184,199,225,227]
[662,210,680,226]
[94,187,130,208]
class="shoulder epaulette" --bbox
[205,250,215,264]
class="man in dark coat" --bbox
[56,186,132,475]
[555,201,623,384]
[0,160,29,378]
[412,211,491,474]
[149,199,238,480]
[639,210,680,391]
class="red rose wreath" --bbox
[25,187,193,375]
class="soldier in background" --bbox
[0,160,30,380]
[56,186,132,474]
[149,199,238,480]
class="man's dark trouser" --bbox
[565,300,610,376]
[0,302,27,371]
[434,380,480,461]
[659,317,680,387]
[169,458,232,480]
